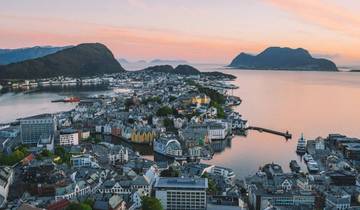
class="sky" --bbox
[1,0,360,65]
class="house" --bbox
[0,167,14,208]
[109,195,127,210]
[55,181,91,201]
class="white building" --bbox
[315,137,325,150]
[207,121,227,140]
[37,134,54,151]
[71,154,99,168]
[108,146,129,165]
[0,167,14,208]
[155,177,208,210]
[154,138,182,157]
[59,128,79,146]
[55,181,91,201]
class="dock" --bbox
[246,126,292,139]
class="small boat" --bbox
[289,160,301,173]
[296,133,307,154]
[51,97,80,103]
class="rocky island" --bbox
[229,47,338,71]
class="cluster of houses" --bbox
[244,133,360,210]
[0,71,249,209]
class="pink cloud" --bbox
[0,14,262,63]
[265,0,360,38]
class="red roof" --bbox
[47,199,70,210]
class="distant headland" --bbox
[229,47,338,71]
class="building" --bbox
[55,181,91,201]
[20,114,56,145]
[153,138,183,157]
[59,128,79,146]
[0,167,14,208]
[108,145,129,165]
[207,121,227,141]
[70,154,99,168]
[325,190,351,210]
[154,177,208,210]
[37,134,54,151]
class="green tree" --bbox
[201,172,219,195]
[141,196,163,210]
[160,167,180,177]
[156,106,173,117]
[163,118,174,129]
[66,202,92,210]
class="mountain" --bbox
[229,47,338,71]
[117,58,129,64]
[0,46,71,65]
[150,59,188,65]
[0,43,125,79]
[141,64,236,79]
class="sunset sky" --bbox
[1,0,360,65]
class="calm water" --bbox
[0,87,112,123]
[203,68,360,177]
[2,65,360,178]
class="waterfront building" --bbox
[59,128,79,146]
[154,177,208,210]
[315,137,325,150]
[246,164,315,210]
[130,126,156,144]
[0,167,14,208]
[20,114,56,145]
[207,121,227,141]
[153,137,183,157]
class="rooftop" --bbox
[155,177,208,189]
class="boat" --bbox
[303,153,313,162]
[289,160,301,173]
[296,133,306,154]
[51,97,81,103]
[307,160,319,173]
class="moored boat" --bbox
[296,133,306,154]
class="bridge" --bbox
[246,126,292,139]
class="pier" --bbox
[246,126,292,139]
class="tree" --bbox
[201,172,219,195]
[156,106,173,117]
[66,202,91,210]
[210,101,225,119]
[160,167,180,177]
[163,118,174,129]
[141,196,163,210]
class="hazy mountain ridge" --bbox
[0,46,72,65]
[229,47,338,71]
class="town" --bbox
[0,70,359,210]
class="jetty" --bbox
[246,126,292,139]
